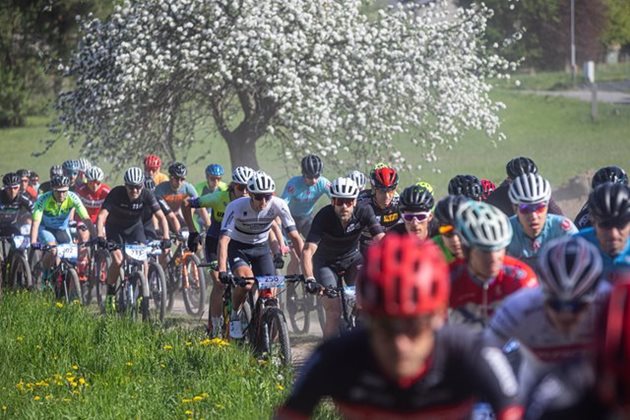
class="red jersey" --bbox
[75,183,111,223]
[448,256,537,329]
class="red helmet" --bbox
[480,178,496,200]
[371,167,399,189]
[357,234,449,317]
[143,154,162,170]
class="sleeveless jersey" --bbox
[221,196,296,244]
[281,176,331,218]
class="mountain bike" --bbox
[313,281,359,334]
[146,240,167,322]
[284,276,316,334]
[0,233,32,292]
[31,242,83,304]
[85,242,111,311]
[164,234,206,316]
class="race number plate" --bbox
[125,244,148,262]
[256,275,285,290]
[57,243,78,261]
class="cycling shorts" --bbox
[313,251,362,290]
[143,220,159,241]
[106,221,146,245]
[39,227,72,245]
[204,234,219,268]
[227,239,275,276]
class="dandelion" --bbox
[163,344,173,351]
[45,395,53,401]
[33,396,41,401]
[78,378,86,385]
[182,398,192,404]
[199,338,211,347]
[276,384,285,391]
[16,336,24,342]
[72,364,79,370]
[126,362,133,367]
[56,302,64,309]
[193,395,203,402]
[184,410,193,416]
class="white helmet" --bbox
[347,170,367,190]
[124,167,145,186]
[85,166,104,182]
[232,166,254,185]
[330,177,359,199]
[455,201,513,251]
[247,171,275,194]
[508,173,551,205]
[78,158,92,172]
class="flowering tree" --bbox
[55,0,517,170]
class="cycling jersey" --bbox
[357,190,401,250]
[75,182,111,223]
[277,327,522,420]
[306,204,384,260]
[189,189,232,238]
[143,197,172,240]
[154,181,197,213]
[194,180,228,197]
[507,214,578,268]
[449,256,538,329]
[21,185,37,201]
[281,176,331,218]
[573,203,591,230]
[38,181,52,195]
[485,180,564,217]
[0,190,33,229]
[221,196,296,244]
[32,191,89,230]
[152,171,169,185]
[431,234,457,263]
[575,227,630,276]
[102,186,160,229]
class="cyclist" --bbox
[75,166,111,225]
[415,179,434,194]
[302,177,384,338]
[38,165,63,195]
[507,173,577,268]
[217,171,303,339]
[448,174,483,201]
[346,169,367,193]
[96,167,170,301]
[0,173,33,237]
[195,163,228,196]
[481,178,497,200]
[432,194,468,263]
[143,154,169,185]
[143,177,180,240]
[61,160,81,191]
[574,165,627,230]
[449,201,537,329]
[357,165,401,254]
[29,171,40,193]
[485,236,609,398]
[16,169,37,200]
[389,184,436,239]
[576,182,630,278]
[277,236,523,420]
[77,158,91,187]
[486,156,564,217]
[183,166,254,337]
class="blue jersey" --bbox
[575,227,630,277]
[281,176,331,218]
[507,214,578,268]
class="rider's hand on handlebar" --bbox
[160,238,172,250]
[305,277,320,294]
[96,237,107,249]
[273,253,285,269]
[187,231,201,253]
[30,242,43,250]
[219,271,231,285]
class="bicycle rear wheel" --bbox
[182,254,207,316]
[64,268,83,304]
[10,252,32,289]
[147,261,167,322]
[262,307,292,367]
[286,282,311,335]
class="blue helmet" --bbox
[205,163,224,177]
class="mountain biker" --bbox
[388,184,436,239]
[143,177,180,240]
[448,174,483,201]
[183,166,254,337]
[449,201,537,329]
[357,166,401,254]
[575,182,630,278]
[195,163,228,197]
[507,173,577,268]
[16,169,37,200]
[574,165,628,230]
[38,165,63,195]
[277,235,523,420]
[217,171,304,339]
[96,167,170,302]
[432,194,468,263]
[485,236,609,398]
[486,156,564,217]
[143,154,169,185]
[29,171,40,193]
[0,173,33,237]
[346,170,367,193]
[61,160,81,191]
[77,158,91,187]
[74,166,111,225]
[302,177,384,338]
[481,178,497,200]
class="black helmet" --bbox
[3,172,20,187]
[592,166,628,189]
[447,175,482,201]
[506,156,538,180]
[144,177,156,191]
[301,154,323,178]
[168,162,187,178]
[434,195,469,226]
[50,165,63,178]
[399,185,434,212]
[50,175,70,190]
[16,169,30,179]
[588,183,630,225]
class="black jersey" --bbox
[102,186,160,229]
[277,327,522,419]
[0,190,33,227]
[306,204,383,259]
[142,196,172,224]
[357,190,401,237]
[573,203,591,230]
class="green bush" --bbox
[0,68,28,128]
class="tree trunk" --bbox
[224,127,260,170]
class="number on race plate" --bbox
[57,244,78,261]
[125,245,148,262]
[255,275,286,290]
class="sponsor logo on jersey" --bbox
[382,213,399,223]
[287,185,295,193]
[560,218,572,231]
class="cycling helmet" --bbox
[508,173,551,205]
[16,169,30,178]
[301,155,323,178]
[144,177,156,191]
[434,195,469,226]
[480,178,496,200]
[168,162,187,178]
[455,201,513,251]
[358,235,449,317]
[399,185,434,212]
[506,156,538,180]
[232,166,255,185]
[592,165,628,189]
[49,165,63,178]
[371,166,399,189]
[588,183,630,225]
[62,160,80,174]
[330,177,359,199]
[447,174,483,201]
[143,154,162,170]
[85,166,104,182]
[205,163,224,177]
[537,236,602,302]
[247,171,276,194]
[3,172,20,187]
[50,175,70,190]
[347,170,367,190]
[77,158,91,172]
[124,167,145,186]
[415,180,434,194]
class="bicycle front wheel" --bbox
[92,250,111,312]
[286,282,311,335]
[262,308,292,367]
[147,261,167,322]
[64,268,83,305]
[10,252,32,289]
[129,271,149,322]
[182,254,207,316]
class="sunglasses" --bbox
[402,212,431,222]
[65,171,79,177]
[125,184,143,191]
[375,186,396,193]
[253,193,273,201]
[438,224,456,237]
[371,316,431,338]
[7,185,20,190]
[333,197,355,207]
[546,299,588,314]
[54,189,69,194]
[597,219,628,230]
[518,202,547,214]
[171,176,185,182]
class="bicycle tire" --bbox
[182,253,207,316]
[316,298,326,333]
[262,307,292,367]
[64,268,83,305]
[165,264,179,312]
[147,261,167,322]
[93,250,111,312]
[10,252,32,289]
[286,282,311,334]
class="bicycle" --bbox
[284,278,316,334]
[84,241,111,311]
[0,233,32,291]
[146,240,168,322]
[31,242,83,304]
[164,233,206,316]
[313,281,359,334]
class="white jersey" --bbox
[220,196,296,244]
[485,281,610,395]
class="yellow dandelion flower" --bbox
[193,396,203,402]
[181,398,192,404]
[78,378,86,385]
[184,410,193,416]
[126,362,133,367]
[160,363,166,369]
[276,384,285,391]
[33,396,41,401]
[209,337,229,347]
[34,380,49,387]
[15,380,24,392]
[45,395,53,401]
[163,345,173,351]
[66,375,75,383]
[56,302,64,308]
[16,336,23,342]
[199,338,211,346]
[2,405,6,411]
[72,364,78,370]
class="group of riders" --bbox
[1,154,629,419]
